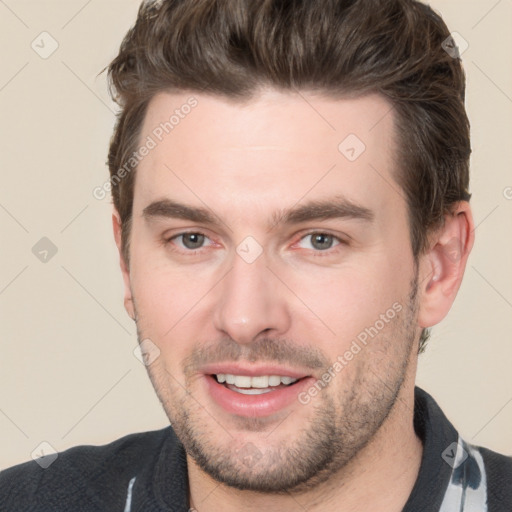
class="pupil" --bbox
[183,233,204,249]
[312,234,333,250]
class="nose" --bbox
[212,252,291,345]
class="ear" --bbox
[112,208,135,321]
[417,201,475,329]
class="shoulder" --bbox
[479,446,512,511]
[0,427,172,512]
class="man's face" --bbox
[122,89,421,492]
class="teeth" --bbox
[268,375,281,386]
[233,375,252,388]
[215,374,299,388]
[251,375,269,388]
[227,386,274,395]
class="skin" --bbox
[113,88,474,511]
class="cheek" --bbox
[130,269,197,378]
[287,254,412,351]
[129,249,223,370]
[132,268,202,330]
[129,244,194,332]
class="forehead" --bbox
[133,89,401,222]
[140,88,394,154]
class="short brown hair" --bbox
[106,0,471,352]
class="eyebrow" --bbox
[143,200,217,224]
[142,196,374,230]
[270,196,374,228]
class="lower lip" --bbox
[204,374,315,417]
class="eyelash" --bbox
[163,230,348,256]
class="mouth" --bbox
[201,366,314,417]
[213,373,303,395]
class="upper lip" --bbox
[200,363,311,379]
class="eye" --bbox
[169,232,212,251]
[297,233,342,251]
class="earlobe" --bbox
[417,202,475,328]
[112,208,135,321]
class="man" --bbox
[1,0,511,510]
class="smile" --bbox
[215,373,300,395]
[204,372,313,417]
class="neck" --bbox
[187,379,423,512]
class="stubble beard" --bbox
[134,275,419,494]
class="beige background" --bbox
[1,0,511,469]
